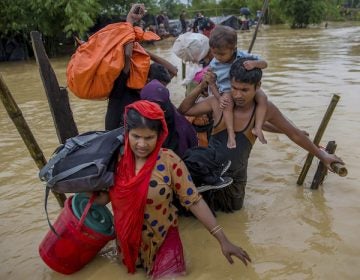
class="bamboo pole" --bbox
[182,61,186,80]
[0,74,66,207]
[297,94,340,185]
[310,141,336,190]
[248,0,269,53]
[331,162,347,177]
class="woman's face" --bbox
[128,127,158,159]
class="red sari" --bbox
[109,100,168,273]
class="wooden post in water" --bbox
[297,94,340,185]
[30,31,78,143]
[310,140,348,189]
[310,141,336,190]
[248,0,269,53]
[0,75,66,207]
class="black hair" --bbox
[229,57,262,85]
[148,63,171,85]
[126,108,162,135]
[209,25,237,49]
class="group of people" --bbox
[87,4,343,279]
[179,10,215,37]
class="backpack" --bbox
[39,127,125,232]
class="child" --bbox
[208,25,268,148]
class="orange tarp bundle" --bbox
[66,22,160,100]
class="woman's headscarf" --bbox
[140,80,198,157]
[110,100,168,273]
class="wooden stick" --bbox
[331,162,347,177]
[0,75,66,207]
[182,61,186,80]
[30,31,78,144]
[248,0,269,53]
[297,94,340,185]
[310,141,336,189]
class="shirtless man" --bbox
[179,58,343,212]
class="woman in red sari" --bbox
[94,100,251,279]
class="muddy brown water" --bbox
[1,22,360,280]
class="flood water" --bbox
[1,22,360,280]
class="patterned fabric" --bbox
[110,100,168,273]
[140,148,201,273]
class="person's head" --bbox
[229,58,262,107]
[147,63,171,85]
[125,101,167,159]
[209,25,237,63]
[172,32,210,64]
[141,79,170,104]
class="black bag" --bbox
[39,127,125,232]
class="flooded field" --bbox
[1,22,360,279]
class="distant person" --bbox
[193,11,215,37]
[157,23,170,38]
[240,14,250,31]
[208,25,268,148]
[179,10,187,33]
[163,11,170,32]
[255,10,262,22]
[192,11,203,33]
[156,11,165,26]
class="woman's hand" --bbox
[220,239,252,266]
[85,191,110,205]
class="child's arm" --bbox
[204,68,222,99]
[243,59,268,70]
[253,89,268,144]
[208,83,221,99]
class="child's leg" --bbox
[252,88,268,144]
[223,95,236,149]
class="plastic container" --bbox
[38,194,115,274]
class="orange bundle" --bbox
[67,22,160,99]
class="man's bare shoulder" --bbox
[265,100,285,123]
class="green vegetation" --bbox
[0,0,359,59]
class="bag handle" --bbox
[44,186,60,237]
[76,193,96,231]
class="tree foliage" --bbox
[0,0,355,59]
[277,0,327,28]
[156,0,187,18]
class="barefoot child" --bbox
[208,25,268,148]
